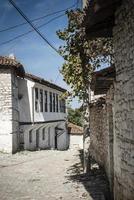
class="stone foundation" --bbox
[90,86,114,193]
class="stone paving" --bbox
[0,149,110,200]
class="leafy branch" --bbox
[57,9,113,104]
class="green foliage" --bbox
[57,9,113,103]
[68,107,83,126]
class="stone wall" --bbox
[69,135,83,149]
[0,68,19,153]
[82,0,88,8]
[90,99,108,168]
[113,0,134,199]
[106,86,114,194]
[0,69,13,153]
[89,86,114,193]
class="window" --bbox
[35,88,39,112]
[42,128,45,140]
[34,87,63,114]
[44,91,48,112]
[60,100,62,112]
[60,99,66,113]
[56,94,59,112]
[49,92,52,112]
[63,99,66,113]
[29,130,32,143]
[40,89,43,112]
[53,93,55,112]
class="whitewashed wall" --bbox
[57,122,69,150]
[69,135,83,149]
[20,122,68,151]
[0,68,20,153]
[18,76,68,151]
[0,69,68,153]
[18,78,67,123]
[0,69,13,153]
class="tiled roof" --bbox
[0,56,66,92]
[68,123,83,135]
[0,56,25,77]
[25,73,67,93]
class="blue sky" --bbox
[0,0,82,108]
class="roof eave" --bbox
[91,66,116,95]
[25,73,67,93]
[84,0,122,38]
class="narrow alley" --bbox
[0,150,110,200]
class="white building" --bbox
[0,56,69,153]
[68,123,83,150]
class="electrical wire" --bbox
[54,72,61,83]
[1,40,19,54]
[0,13,65,46]
[0,3,76,33]
[6,0,78,81]
[8,0,62,57]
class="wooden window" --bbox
[40,89,43,112]
[56,94,59,112]
[63,99,66,113]
[35,88,39,112]
[29,130,32,143]
[60,100,62,113]
[49,92,52,112]
[53,93,55,112]
[60,99,66,113]
[42,128,45,140]
[44,91,48,112]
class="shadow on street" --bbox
[66,149,112,200]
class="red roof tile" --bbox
[0,56,25,77]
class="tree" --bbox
[57,9,113,172]
[68,107,83,126]
[57,9,113,104]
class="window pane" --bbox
[44,91,48,112]
[35,88,38,99]
[56,94,59,112]
[60,99,66,113]
[53,93,55,112]
[63,99,66,113]
[49,92,52,112]
[60,99,62,113]
[40,89,43,112]
[35,88,39,112]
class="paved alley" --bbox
[0,150,110,200]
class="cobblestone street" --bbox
[0,150,110,200]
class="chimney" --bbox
[9,53,16,60]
